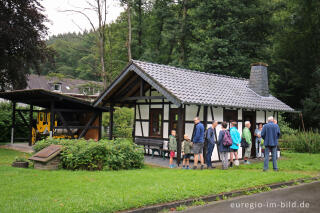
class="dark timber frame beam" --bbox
[11,101,16,144]
[176,105,184,166]
[109,104,114,140]
[28,105,33,146]
[79,112,99,139]
[203,106,208,163]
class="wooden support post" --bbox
[203,106,208,163]
[11,102,16,144]
[177,105,184,166]
[50,101,54,138]
[109,105,114,140]
[98,111,102,140]
[133,104,136,142]
[28,105,33,146]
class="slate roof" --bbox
[95,60,294,112]
[27,74,103,95]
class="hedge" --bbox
[33,138,144,170]
[280,131,320,153]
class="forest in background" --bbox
[39,0,319,130]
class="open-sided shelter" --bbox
[94,60,295,165]
[0,89,108,146]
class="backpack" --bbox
[223,130,233,146]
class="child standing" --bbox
[169,130,177,168]
[182,134,193,169]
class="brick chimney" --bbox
[248,62,269,97]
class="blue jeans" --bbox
[206,142,215,167]
[264,146,278,171]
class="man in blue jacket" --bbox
[205,120,218,169]
[261,116,281,171]
[192,117,205,170]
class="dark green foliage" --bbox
[270,0,320,129]
[102,107,134,138]
[188,0,275,77]
[33,138,144,170]
[280,131,320,153]
[302,68,320,128]
[0,0,53,91]
[0,103,29,142]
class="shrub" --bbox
[280,131,320,153]
[33,138,144,170]
[102,107,134,138]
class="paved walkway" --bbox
[182,181,320,213]
[0,143,34,153]
[144,155,264,168]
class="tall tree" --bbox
[62,0,111,88]
[188,0,274,77]
[120,0,133,61]
[270,0,320,129]
[0,0,53,91]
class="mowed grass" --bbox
[0,149,319,213]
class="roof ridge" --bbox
[132,59,248,81]
[28,74,103,84]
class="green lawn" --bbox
[0,149,319,213]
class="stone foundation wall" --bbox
[34,156,60,170]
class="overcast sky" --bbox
[42,0,124,36]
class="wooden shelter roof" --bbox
[0,89,108,111]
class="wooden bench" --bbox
[135,137,169,159]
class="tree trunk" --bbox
[127,2,132,61]
[138,0,142,57]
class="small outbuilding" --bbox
[94,60,295,165]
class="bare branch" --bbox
[59,9,96,32]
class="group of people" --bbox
[168,116,281,171]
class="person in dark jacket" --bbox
[261,116,281,171]
[205,120,218,169]
[192,117,205,170]
[218,122,230,170]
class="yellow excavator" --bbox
[31,112,78,145]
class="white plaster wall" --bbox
[185,123,194,138]
[266,111,274,120]
[135,121,142,136]
[150,104,162,108]
[185,105,203,120]
[163,122,169,138]
[170,104,178,109]
[139,105,149,119]
[213,107,223,121]
[238,109,242,120]
[164,104,169,120]
[135,121,149,137]
[256,111,265,123]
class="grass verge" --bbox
[0,149,319,213]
